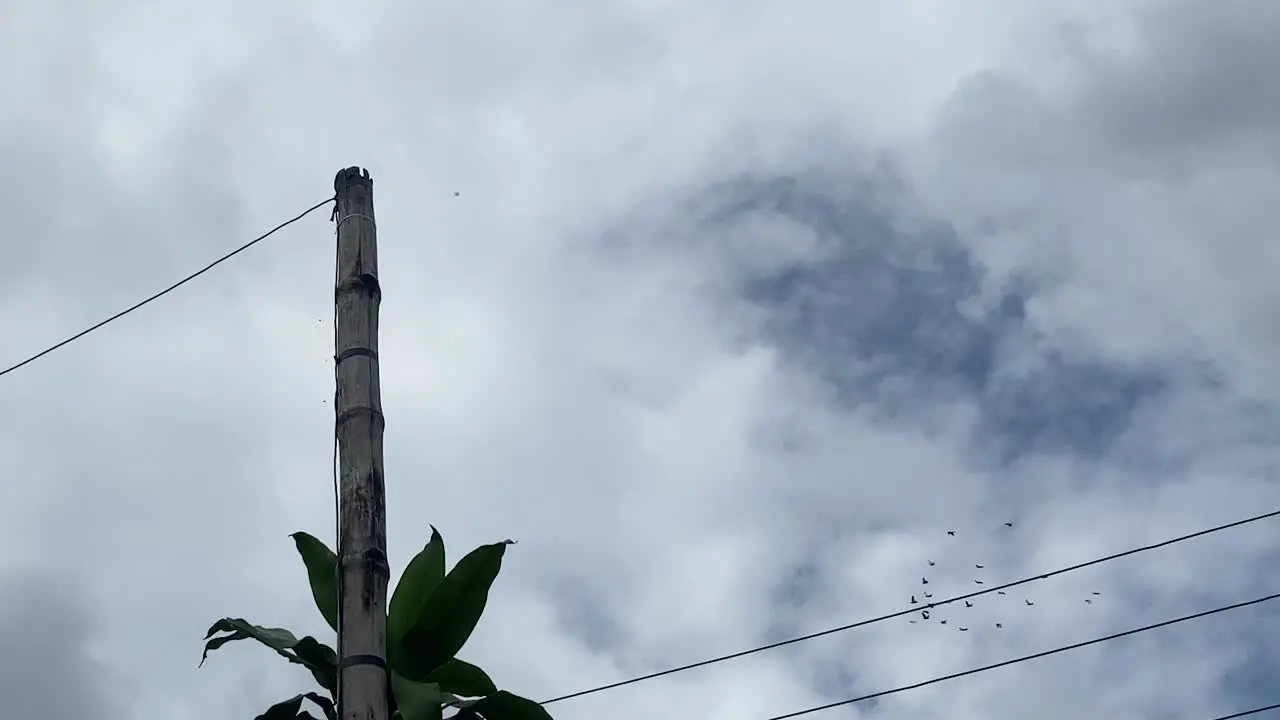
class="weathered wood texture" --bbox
[333,167,390,720]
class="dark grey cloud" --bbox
[0,569,122,720]
[1070,0,1280,161]
[708,173,1174,466]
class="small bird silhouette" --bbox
[922,611,931,620]
[922,578,929,585]
[1084,599,1093,605]
[928,560,936,566]
[1025,599,1035,606]
[924,592,933,598]
[975,564,985,569]
[909,620,918,624]
[1004,522,1013,528]
[958,627,969,632]
[947,531,956,536]
[995,623,1003,628]
[974,580,984,585]
[997,591,1007,595]
[964,601,973,608]
[454,192,460,196]
[940,619,948,625]
[911,595,919,604]
[1092,592,1101,596]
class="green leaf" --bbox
[388,526,446,647]
[291,531,340,632]
[201,618,299,667]
[199,618,337,693]
[390,673,443,720]
[469,691,553,720]
[392,540,514,681]
[424,658,497,698]
[255,695,305,720]
[202,618,297,658]
[294,637,339,692]
[301,692,335,720]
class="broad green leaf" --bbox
[392,540,513,681]
[201,618,299,666]
[200,618,337,692]
[390,673,443,720]
[255,695,305,720]
[424,658,497,698]
[469,692,553,720]
[294,638,339,691]
[301,692,335,720]
[291,531,340,632]
[388,526,446,647]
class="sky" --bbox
[3,1,1280,719]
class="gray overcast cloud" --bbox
[4,2,1280,719]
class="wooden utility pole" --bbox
[333,167,390,720]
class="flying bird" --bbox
[1004,522,1013,528]
[947,531,956,536]
[911,595,919,604]
[940,619,948,625]
[958,627,969,632]
[974,580,984,585]
[924,592,933,598]
[975,564,985,569]
[922,610,931,619]
[995,623,1003,628]
[922,578,929,585]
[1084,599,1093,605]
[997,591,1007,595]
[1092,592,1101,596]
[909,620,918,624]
[964,601,973,608]
[928,560,936,566]
[1025,599,1035,606]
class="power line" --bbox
[1211,704,1280,719]
[541,507,1280,705]
[0,196,335,379]
[761,591,1280,720]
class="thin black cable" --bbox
[542,507,1280,705]
[0,196,336,379]
[761,591,1280,720]
[1210,704,1280,719]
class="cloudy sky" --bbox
[5,1,1280,719]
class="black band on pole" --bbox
[338,654,387,671]
[335,347,379,363]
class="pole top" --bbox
[335,167,373,193]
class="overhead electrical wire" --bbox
[542,507,1280,705]
[1208,703,1280,720]
[0,196,335,379]
[759,592,1280,719]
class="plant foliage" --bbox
[201,528,551,720]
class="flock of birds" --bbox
[906,523,1103,632]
